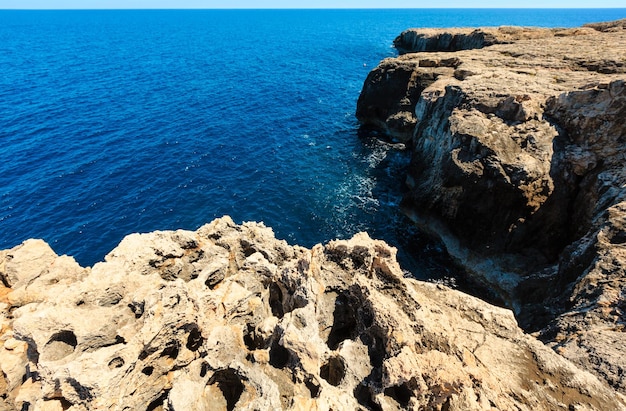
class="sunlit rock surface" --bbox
[1,217,623,410]
[357,19,626,394]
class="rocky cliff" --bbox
[356,19,626,394]
[1,217,624,410]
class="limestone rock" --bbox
[583,18,626,32]
[355,59,447,142]
[356,19,626,393]
[1,217,623,410]
[393,26,598,54]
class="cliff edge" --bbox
[1,217,624,410]
[356,19,626,393]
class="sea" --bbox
[1,9,625,281]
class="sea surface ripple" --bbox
[1,9,625,280]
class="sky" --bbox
[1,1,625,9]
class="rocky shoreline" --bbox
[357,19,626,395]
[1,218,625,410]
[1,18,625,411]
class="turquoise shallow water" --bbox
[1,9,625,277]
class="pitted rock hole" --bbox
[200,362,209,378]
[205,267,226,290]
[208,369,245,411]
[327,293,357,350]
[326,244,372,270]
[142,366,154,376]
[350,245,371,269]
[59,397,73,410]
[320,356,346,386]
[43,330,77,361]
[355,382,383,411]
[108,357,125,369]
[243,324,264,351]
[241,240,256,257]
[325,244,350,266]
[186,247,204,262]
[160,342,179,360]
[305,376,321,398]
[186,326,203,352]
[609,230,626,244]
[68,377,94,401]
[269,282,285,318]
[176,235,198,250]
[146,390,170,411]
[240,238,269,259]
[128,301,145,318]
[138,347,158,361]
[384,383,413,408]
[362,328,386,368]
[269,340,290,369]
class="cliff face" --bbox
[1,217,624,410]
[356,19,626,393]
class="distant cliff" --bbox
[1,217,624,410]
[357,19,626,394]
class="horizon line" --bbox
[2,7,626,10]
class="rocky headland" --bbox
[357,19,626,395]
[1,217,624,410]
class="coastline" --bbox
[357,18,626,394]
[1,14,626,410]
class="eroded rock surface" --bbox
[356,19,626,393]
[1,217,624,410]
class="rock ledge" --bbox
[1,217,624,410]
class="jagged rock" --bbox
[584,18,626,32]
[1,217,624,410]
[356,20,626,393]
[355,59,445,142]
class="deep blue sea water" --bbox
[1,9,625,279]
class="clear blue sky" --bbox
[1,1,625,9]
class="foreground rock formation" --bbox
[1,217,624,410]
[357,19,626,394]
